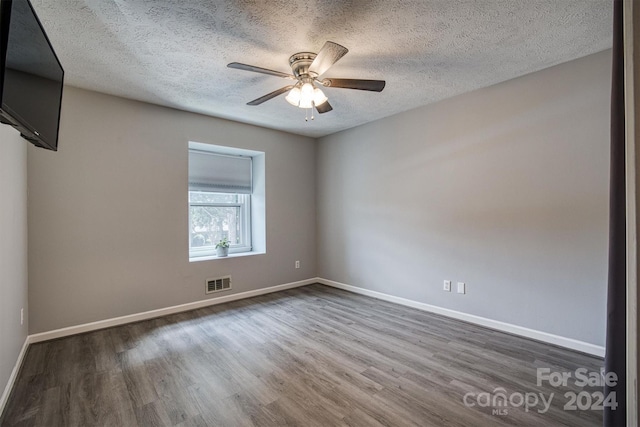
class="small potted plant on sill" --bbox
[215,237,230,257]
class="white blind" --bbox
[188,150,252,194]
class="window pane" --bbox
[189,191,238,204]
[190,206,242,248]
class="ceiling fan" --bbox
[227,41,385,119]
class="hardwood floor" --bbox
[1,284,604,426]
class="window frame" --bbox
[188,191,252,258]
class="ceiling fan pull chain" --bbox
[304,108,314,122]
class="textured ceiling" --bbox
[30,0,612,138]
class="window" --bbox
[188,148,253,258]
[189,191,251,255]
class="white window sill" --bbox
[189,250,265,263]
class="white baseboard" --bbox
[317,278,605,358]
[12,276,604,400]
[29,278,316,344]
[0,336,30,417]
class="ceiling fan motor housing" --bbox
[289,52,317,80]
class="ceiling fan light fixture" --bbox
[299,98,313,109]
[285,86,301,106]
[312,87,328,106]
[298,82,315,108]
[300,82,314,98]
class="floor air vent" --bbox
[206,276,232,294]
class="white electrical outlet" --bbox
[20,308,23,325]
[295,260,300,269]
[443,280,451,292]
[457,282,466,294]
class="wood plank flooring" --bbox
[1,284,604,426]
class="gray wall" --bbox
[28,87,317,334]
[25,51,611,347]
[317,50,611,346]
[0,126,28,401]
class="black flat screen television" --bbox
[0,0,64,151]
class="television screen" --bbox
[0,0,64,151]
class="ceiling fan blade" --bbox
[321,78,386,92]
[315,101,333,114]
[247,85,294,106]
[228,62,295,80]
[308,41,349,77]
